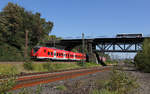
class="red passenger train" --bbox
[31,46,86,61]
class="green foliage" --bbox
[0,72,16,93]
[0,2,53,61]
[92,89,119,94]
[32,63,46,72]
[0,43,24,61]
[105,60,118,65]
[105,69,139,94]
[23,61,33,70]
[46,35,62,41]
[42,62,55,71]
[83,62,100,68]
[0,64,18,75]
[123,59,132,64]
[56,85,67,91]
[18,88,31,94]
[35,84,43,94]
[134,38,150,72]
[71,45,87,53]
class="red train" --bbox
[31,46,86,61]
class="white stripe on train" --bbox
[36,56,83,61]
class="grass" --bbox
[105,60,118,65]
[0,64,19,75]
[92,89,119,94]
[56,85,67,91]
[83,62,101,68]
[0,61,101,76]
[24,61,101,72]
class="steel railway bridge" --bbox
[46,37,149,65]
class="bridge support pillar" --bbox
[87,40,97,63]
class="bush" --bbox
[92,89,119,94]
[83,62,100,68]
[105,69,139,94]
[0,43,24,61]
[0,64,19,75]
[0,77,16,93]
[33,63,46,72]
[105,60,118,65]
[0,70,16,93]
[56,85,67,91]
[23,61,33,70]
[42,62,55,71]
[134,38,150,72]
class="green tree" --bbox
[134,38,150,72]
[0,2,53,61]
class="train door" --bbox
[54,50,56,59]
[64,52,66,60]
[73,53,75,60]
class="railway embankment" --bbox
[10,63,150,94]
[7,62,143,94]
[2,62,149,94]
[0,61,102,76]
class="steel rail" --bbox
[10,66,111,90]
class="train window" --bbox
[48,52,50,55]
[44,49,46,53]
[33,48,40,53]
[51,52,53,56]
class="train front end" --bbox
[31,46,41,59]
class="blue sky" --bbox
[0,0,150,39]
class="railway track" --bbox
[8,66,111,90]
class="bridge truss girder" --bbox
[96,42,142,52]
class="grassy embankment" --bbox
[0,61,101,75]
[4,66,139,94]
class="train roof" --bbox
[33,46,85,54]
[116,33,142,36]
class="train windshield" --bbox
[33,47,40,53]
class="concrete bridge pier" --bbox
[86,40,97,63]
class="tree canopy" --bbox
[0,2,53,61]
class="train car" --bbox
[31,46,86,61]
[116,34,142,38]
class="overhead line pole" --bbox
[82,33,85,65]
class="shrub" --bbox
[56,85,67,91]
[23,61,33,70]
[33,63,46,72]
[92,89,119,94]
[42,62,55,71]
[0,64,18,75]
[0,77,16,93]
[0,44,24,61]
[134,38,150,72]
[0,72,16,93]
[105,69,139,94]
